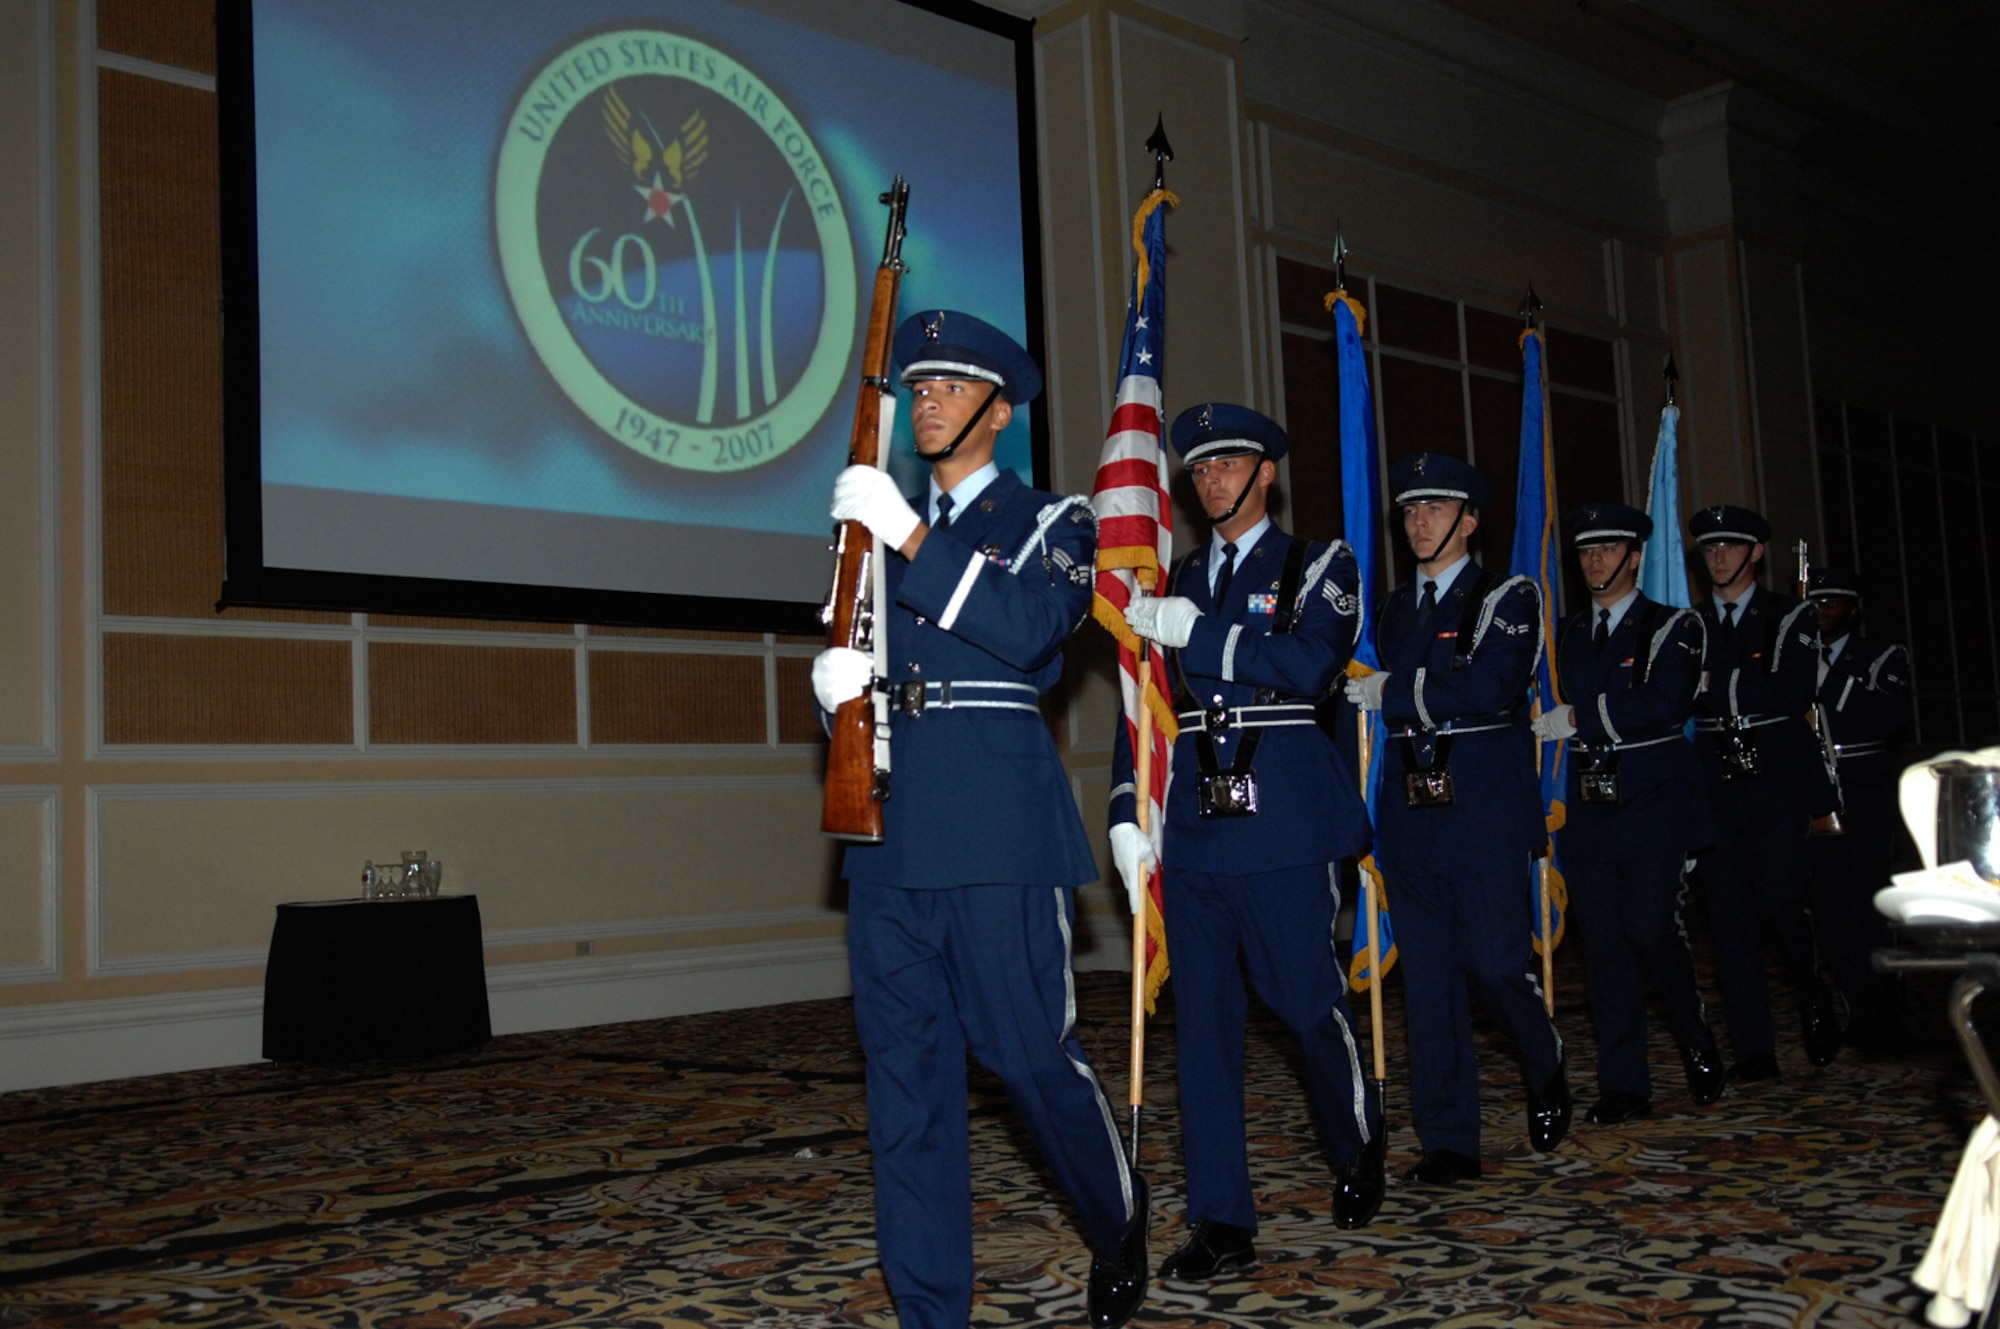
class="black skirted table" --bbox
[262,895,492,1062]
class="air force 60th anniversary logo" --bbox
[496,32,854,472]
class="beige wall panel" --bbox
[1061,631,1124,758]
[0,2,47,750]
[1620,242,1665,336]
[1740,242,1815,553]
[93,780,843,963]
[1067,764,1122,965]
[590,652,765,745]
[104,635,353,745]
[1667,237,1751,511]
[0,797,51,970]
[774,656,823,746]
[1263,129,1611,321]
[1112,19,1250,413]
[369,643,574,745]
[1035,18,1107,494]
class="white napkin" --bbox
[1915,1114,2000,1326]
[1877,862,2000,924]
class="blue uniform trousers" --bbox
[1700,806,1830,1061]
[848,882,1133,1329]
[1566,854,1709,1098]
[1163,862,1374,1230]
[1386,853,1560,1159]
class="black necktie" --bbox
[933,493,954,532]
[1720,600,1737,636]
[1593,607,1610,651]
[1416,579,1439,630]
[1213,542,1238,606]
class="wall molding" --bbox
[0,787,61,984]
[0,933,855,1094]
[84,774,827,976]
[0,0,62,766]
[88,904,847,979]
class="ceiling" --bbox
[1428,0,1995,176]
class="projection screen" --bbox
[217,0,1044,632]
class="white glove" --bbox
[1531,706,1578,741]
[1109,822,1157,915]
[1124,595,1201,648]
[1343,672,1388,711]
[811,647,873,712]
[831,465,921,551]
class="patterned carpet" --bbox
[0,967,1985,1328]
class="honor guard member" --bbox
[1531,503,1726,1124]
[1687,504,1843,1081]
[1343,452,1568,1185]
[1110,403,1384,1281]
[1804,567,1913,1052]
[811,310,1148,1329]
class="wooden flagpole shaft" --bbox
[1539,858,1555,1015]
[1359,709,1386,1082]
[1129,645,1154,1149]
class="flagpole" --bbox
[1129,642,1154,1161]
[1519,283,1557,1016]
[1358,714,1385,1083]
[1329,228,1390,1115]
[1120,115,1177,1167]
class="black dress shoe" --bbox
[1404,1149,1482,1185]
[1803,1006,1842,1067]
[1527,1056,1572,1151]
[1680,1038,1727,1106]
[1731,1052,1781,1082]
[1333,1130,1387,1229]
[1583,1091,1653,1125]
[1157,1219,1254,1281]
[1087,1173,1149,1329]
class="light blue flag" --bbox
[1638,404,1691,609]
[1329,290,1396,989]
[1510,328,1567,957]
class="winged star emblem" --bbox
[604,83,708,226]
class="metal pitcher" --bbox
[1900,748,2000,880]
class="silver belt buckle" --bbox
[895,681,926,716]
[1205,704,1232,734]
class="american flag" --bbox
[1090,186,1177,1013]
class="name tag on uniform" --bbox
[1246,592,1276,615]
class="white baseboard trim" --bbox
[0,936,854,1094]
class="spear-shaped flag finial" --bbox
[1147,114,1174,192]
[1333,222,1349,293]
[1663,351,1680,406]
[1518,280,1544,328]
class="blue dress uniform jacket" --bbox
[1375,572,1545,862]
[1558,597,1712,862]
[1110,528,1377,1230]
[1372,568,1562,1160]
[1819,637,1913,757]
[1553,596,1715,1099]
[1808,635,1913,1040]
[842,469,1099,890]
[1691,586,1839,1063]
[1110,530,1372,870]
[1692,590,1827,820]
[837,469,1134,1329]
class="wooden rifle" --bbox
[820,177,910,842]
[1796,538,1846,835]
